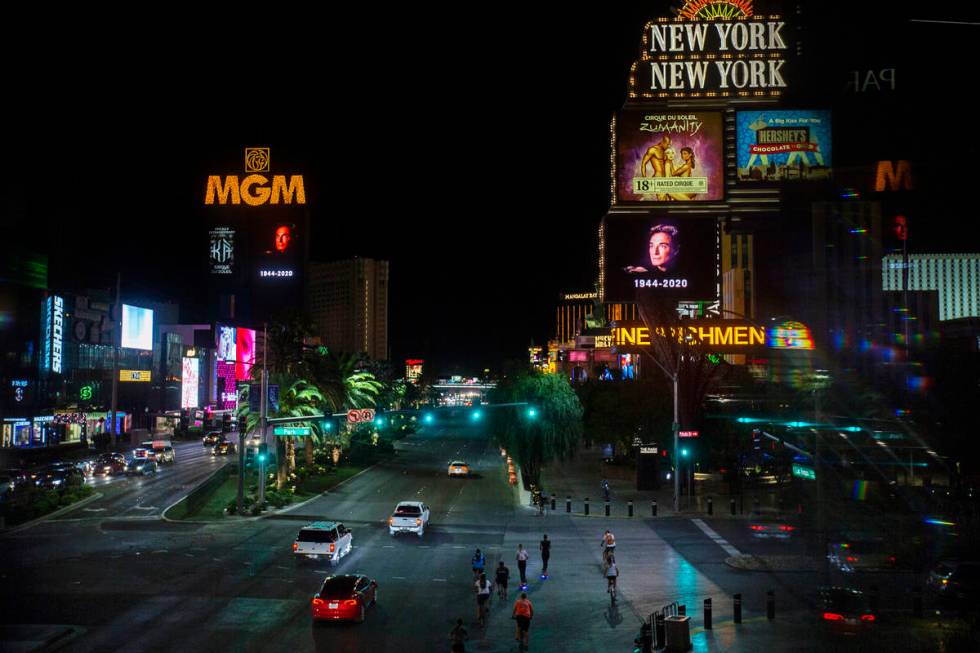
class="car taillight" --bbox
[388,517,393,525]
[330,543,335,553]
[861,614,876,622]
[779,525,795,532]
[846,556,858,562]
[293,542,298,552]
[343,599,358,607]
[416,518,422,526]
[823,612,845,621]
[888,556,896,563]
[750,525,766,531]
[312,598,324,606]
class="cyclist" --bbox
[495,560,510,600]
[474,573,493,625]
[512,591,534,649]
[606,555,619,600]
[449,617,468,652]
[471,548,485,580]
[601,530,617,568]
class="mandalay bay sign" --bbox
[629,1,794,99]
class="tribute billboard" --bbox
[615,110,724,203]
[736,111,832,181]
[602,215,717,303]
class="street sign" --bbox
[678,430,699,438]
[792,463,816,480]
[639,446,659,455]
[273,426,311,437]
[346,408,376,424]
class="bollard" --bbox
[566,496,571,513]
[734,593,742,624]
[869,585,879,615]
[551,496,556,511]
[655,613,666,649]
[628,500,634,517]
[730,498,736,516]
[704,598,712,630]
[652,498,658,517]
[605,501,610,517]
[753,497,760,512]
[707,497,713,516]
[678,604,686,616]
[766,590,775,620]
[584,498,590,516]
[912,587,922,618]
[640,620,653,653]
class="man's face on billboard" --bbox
[648,231,674,269]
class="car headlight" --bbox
[52,479,63,486]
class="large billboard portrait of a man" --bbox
[616,110,723,203]
[625,224,680,274]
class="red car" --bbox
[93,453,127,477]
[312,574,378,623]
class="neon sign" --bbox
[767,321,814,350]
[612,320,765,352]
[205,149,305,206]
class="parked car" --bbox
[388,501,430,538]
[293,522,352,564]
[92,453,127,477]
[126,458,158,476]
[447,461,470,477]
[818,587,877,636]
[311,574,378,623]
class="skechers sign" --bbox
[41,295,64,374]
[204,148,306,206]
[629,1,795,99]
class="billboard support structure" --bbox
[110,273,121,438]
[258,323,268,506]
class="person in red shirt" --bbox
[512,592,533,648]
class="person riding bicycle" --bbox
[601,529,617,566]
[471,548,486,578]
[474,572,493,623]
[449,617,468,652]
[495,560,510,599]
[512,592,534,649]
[606,555,619,596]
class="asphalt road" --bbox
[0,420,938,652]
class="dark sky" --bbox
[4,5,976,375]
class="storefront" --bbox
[2,419,32,448]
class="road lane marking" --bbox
[83,508,106,512]
[391,576,406,580]
[432,578,447,582]
[383,545,394,549]
[152,550,169,554]
[453,546,466,549]
[690,518,742,557]
[418,545,431,549]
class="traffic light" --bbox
[471,410,482,421]
[423,413,434,424]
[680,448,690,458]
[238,414,247,434]
[257,442,268,464]
[527,407,537,419]
[374,416,386,427]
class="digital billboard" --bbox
[736,110,832,181]
[121,304,154,350]
[235,328,256,381]
[215,325,238,409]
[209,227,235,275]
[616,110,723,203]
[602,215,717,303]
[181,357,199,408]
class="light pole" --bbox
[258,323,268,506]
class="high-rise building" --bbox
[307,258,389,360]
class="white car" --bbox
[293,522,353,565]
[388,501,430,538]
[448,461,470,477]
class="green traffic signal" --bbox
[680,448,689,458]
[527,408,537,418]
[472,410,482,421]
[423,413,434,424]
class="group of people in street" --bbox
[452,536,551,651]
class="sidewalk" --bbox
[539,445,781,519]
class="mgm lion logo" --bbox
[245,147,271,172]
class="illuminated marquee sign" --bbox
[612,320,765,353]
[629,2,794,99]
[120,370,152,382]
[41,295,65,374]
[204,148,306,206]
[209,227,235,275]
[562,293,599,301]
[406,359,424,384]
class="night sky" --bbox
[4,5,976,375]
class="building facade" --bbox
[307,258,389,360]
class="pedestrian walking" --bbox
[449,617,468,652]
[516,544,529,585]
[539,534,551,576]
